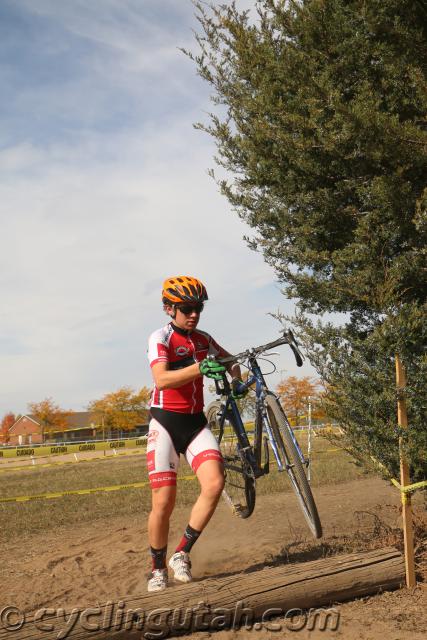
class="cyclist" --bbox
[146,275,244,592]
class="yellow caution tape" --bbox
[0,449,145,473]
[0,437,147,459]
[390,477,427,494]
[0,444,345,475]
[0,475,196,503]
[370,456,427,496]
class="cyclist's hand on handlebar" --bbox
[199,358,226,380]
[231,378,248,400]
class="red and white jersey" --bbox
[148,323,225,413]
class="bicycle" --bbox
[206,329,322,539]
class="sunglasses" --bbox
[176,303,204,315]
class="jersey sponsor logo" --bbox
[157,344,169,358]
[149,472,177,488]
[175,345,190,357]
[190,448,222,472]
[148,429,159,444]
[147,450,155,471]
[202,450,221,459]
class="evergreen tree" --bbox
[188,0,427,479]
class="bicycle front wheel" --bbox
[206,401,255,519]
[265,394,322,538]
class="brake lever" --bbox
[214,354,243,366]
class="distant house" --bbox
[7,415,43,446]
[7,411,148,446]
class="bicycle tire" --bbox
[206,401,256,519]
[265,394,322,538]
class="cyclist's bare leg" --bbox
[148,485,177,548]
[188,460,224,531]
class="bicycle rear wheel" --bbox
[265,394,322,538]
[206,401,255,519]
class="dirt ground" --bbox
[1,476,426,639]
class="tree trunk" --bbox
[2,547,404,640]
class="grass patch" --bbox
[0,456,201,543]
[0,431,371,543]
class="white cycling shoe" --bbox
[147,568,168,592]
[168,551,192,583]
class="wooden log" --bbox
[2,547,404,640]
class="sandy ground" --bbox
[1,476,426,639]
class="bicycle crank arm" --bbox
[238,446,263,479]
[223,461,251,475]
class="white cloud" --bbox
[17,0,196,73]
[0,143,46,172]
[0,0,315,417]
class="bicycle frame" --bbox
[209,331,322,537]
[214,351,308,478]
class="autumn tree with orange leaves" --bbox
[27,398,73,439]
[87,386,150,434]
[0,412,16,444]
[276,376,324,426]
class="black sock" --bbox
[175,524,201,553]
[150,545,167,570]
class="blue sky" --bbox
[0,0,315,417]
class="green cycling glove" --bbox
[231,378,248,400]
[199,358,226,380]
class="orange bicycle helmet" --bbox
[162,276,208,304]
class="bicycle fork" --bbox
[261,404,287,472]
[262,400,309,472]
